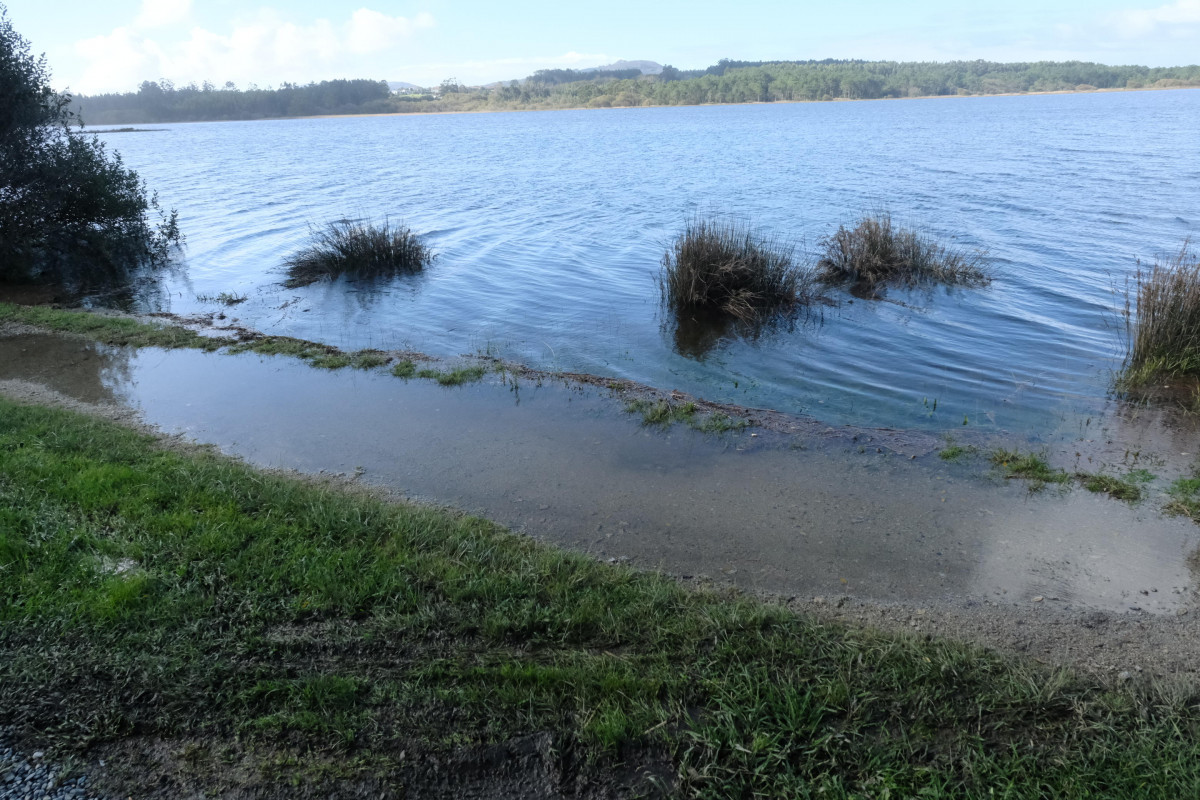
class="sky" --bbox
[4,0,1200,94]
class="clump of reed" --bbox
[1121,240,1200,388]
[283,218,434,288]
[818,213,989,293]
[661,216,816,321]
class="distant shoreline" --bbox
[87,83,1199,127]
[302,83,1198,120]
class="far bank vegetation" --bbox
[72,60,1200,124]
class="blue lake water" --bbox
[95,89,1200,435]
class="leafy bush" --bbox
[0,4,181,288]
[818,213,988,293]
[283,218,435,288]
[661,216,816,321]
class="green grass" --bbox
[990,449,1150,502]
[1166,475,1200,521]
[390,359,417,378]
[625,398,748,434]
[938,442,977,461]
[351,350,390,370]
[990,448,1071,489]
[6,399,1200,795]
[415,365,487,386]
[1078,472,1144,502]
[0,302,232,350]
[694,411,750,433]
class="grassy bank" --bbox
[3,399,1200,796]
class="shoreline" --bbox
[5,306,1200,796]
[82,83,1200,127]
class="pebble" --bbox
[0,730,106,800]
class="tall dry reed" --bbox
[818,213,989,292]
[284,218,434,288]
[1122,240,1200,387]
[661,216,816,321]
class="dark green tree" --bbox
[0,4,180,287]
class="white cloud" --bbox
[394,51,613,86]
[73,7,435,93]
[135,0,193,29]
[1109,0,1200,36]
[346,9,434,54]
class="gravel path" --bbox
[0,732,102,800]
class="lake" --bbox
[95,89,1200,436]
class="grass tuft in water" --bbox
[350,350,390,370]
[1166,474,1200,521]
[661,216,817,321]
[625,398,748,433]
[416,365,487,386]
[283,218,435,289]
[196,292,248,306]
[626,398,696,426]
[938,437,977,462]
[390,359,417,378]
[818,213,989,293]
[695,411,750,433]
[1119,240,1200,389]
[1077,472,1143,502]
[990,448,1070,490]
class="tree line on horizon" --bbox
[73,58,1200,124]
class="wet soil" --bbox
[6,324,1200,797]
[3,327,1200,676]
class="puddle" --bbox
[2,332,1196,614]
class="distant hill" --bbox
[583,60,662,75]
[387,81,424,92]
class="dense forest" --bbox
[74,59,1200,124]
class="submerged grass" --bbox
[1166,474,1200,521]
[818,213,989,293]
[990,448,1070,489]
[626,397,749,433]
[1120,240,1200,389]
[415,364,487,386]
[938,437,977,462]
[6,399,1200,795]
[1078,472,1145,502]
[195,291,247,306]
[283,218,435,289]
[990,448,1147,502]
[661,216,816,321]
[390,359,417,378]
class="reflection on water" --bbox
[667,307,821,361]
[0,334,132,405]
[92,89,1200,434]
[3,335,1195,614]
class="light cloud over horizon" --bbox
[3,0,1197,95]
[71,6,436,93]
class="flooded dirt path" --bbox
[3,330,1196,624]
